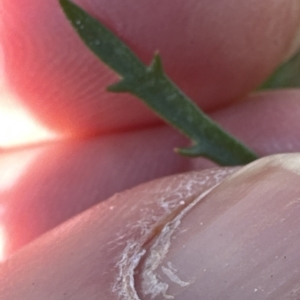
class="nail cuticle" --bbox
[110,168,237,300]
[135,185,216,300]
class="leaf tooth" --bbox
[148,53,164,76]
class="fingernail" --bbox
[135,153,300,299]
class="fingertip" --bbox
[4,154,300,299]
[0,167,234,299]
[135,154,300,299]
[2,0,300,144]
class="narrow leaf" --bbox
[60,0,258,166]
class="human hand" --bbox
[1,0,300,299]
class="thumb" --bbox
[1,154,300,299]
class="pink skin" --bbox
[2,0,300,133]
[1,0,300,298]
[2,157,300,300]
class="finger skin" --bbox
[0,126,189,254]
[2,90,300,256]
[210,89,300,156]
[2,155,300,299]
[0,167,235,299]
[135,154,300,299]
[1,0,300,137]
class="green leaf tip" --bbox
[60,0,259,166]
[260,50,300,90]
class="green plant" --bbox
[59,0,260,166]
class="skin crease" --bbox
[1,0,300,299]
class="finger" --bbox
[2,154,300,299]
[1,0,300,147]
[0,126,192,255]
[2,89,300,256]
[212,89,300,155]
[136,154,300,299]
[192,89,300,169]
[0,166,235,299]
